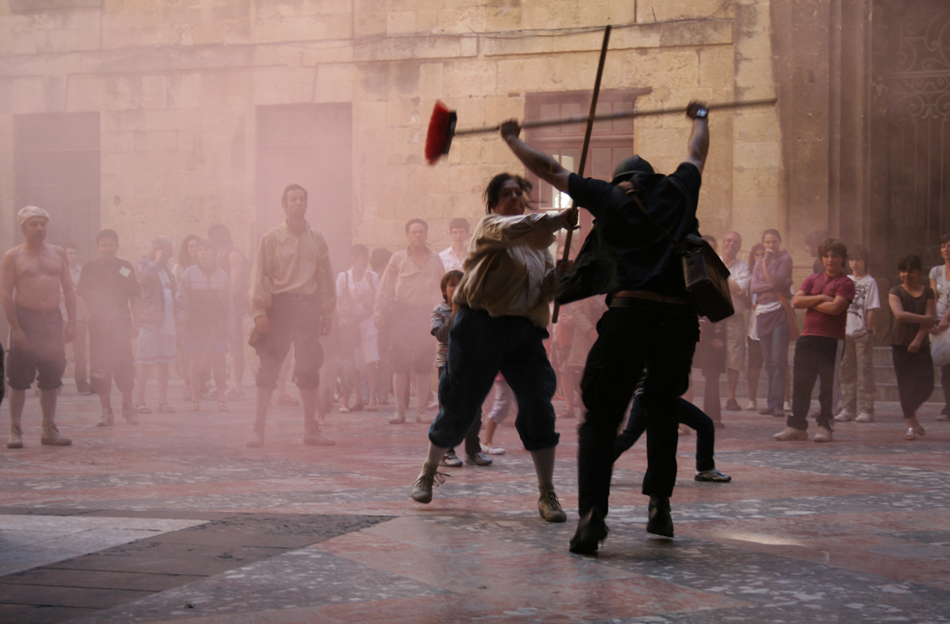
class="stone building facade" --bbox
[1,0,947,307]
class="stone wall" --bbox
[0,0,783,267]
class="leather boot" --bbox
[41,423,72,446]
[646,495,673,538]
[7,425,23,449]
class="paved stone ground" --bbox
[0,384,948,623]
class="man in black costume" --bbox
[499,101,709,555]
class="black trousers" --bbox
[438,366,482,456]
[614,396,716,472]
[789,335,838,431]
[578,300,698,519]
[892,345,935,419]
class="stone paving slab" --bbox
[0,386,948,623]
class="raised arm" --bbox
[683,101,710,175]
[499,120,572,194]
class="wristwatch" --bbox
[695,108,708,119]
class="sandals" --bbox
[134,403,152,414]
[218,402,229,412]
[904,424,926,440]
[189,401,200,412]
[157,403,175,414]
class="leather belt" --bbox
[612,290,689,306]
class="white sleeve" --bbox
[866,278,881,311]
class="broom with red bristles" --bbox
[425,96,777,165]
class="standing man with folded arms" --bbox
[500,102,710,555]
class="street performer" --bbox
[410,173,575,524]
[500,102,710,555]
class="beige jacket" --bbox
[454,212,564,329]
[248,220,335,319]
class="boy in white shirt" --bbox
[836,245,880,423]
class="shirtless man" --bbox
[1,206,76,448]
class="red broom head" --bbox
[425,101,456,165]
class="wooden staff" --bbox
[552,24,611,324]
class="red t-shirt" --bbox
[800,272,855,340]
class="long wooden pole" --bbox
[552,24,611,324]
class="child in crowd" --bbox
[775,238,854,443]
[177,239,230,412]
[888,254,936,440]
[836,245,880,423]
[77,229,141,426]
[431,270,491,467]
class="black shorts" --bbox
[6,306,67,391]
[89,320,135,394]
[390,303,436,375]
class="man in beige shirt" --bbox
[374,218,445,424]
[246,184,336,448]
[410,173,574,525]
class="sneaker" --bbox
[538,486,567,523]
[246,430,264,448]
[121,403,139,425]
[440,451,463,467]
[695,468,732,482]
[725,399,742,411]
[224,387,245,401]
[7,425,23,449]
[465,452,492,466]
[558,409,576,419]
[388,411,406,425]
[773,427,808,441]
[97,408,115,427]
[834,409,854,422]
[813,425,834,443]
[411,463,447,504]
[744,399,757,411]
[646,496,673,538]
[303,430,336,446]
[771,407,785,418]
[758,407,773,416]
[569,507,608,556]
[415,410,431,425]
[480,443,506,455]
[40,424,72,446]
[784,401,792,412]
[855,411,874,423]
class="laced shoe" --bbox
[411,462,448,504]
[246,429,264,448]
[7,426,23,449]
[695,468,732,482]
[121,403,139,425]
[773,427,808,441]
[744,399,757,411]
[303,430,335,446]
[388,411,406,425]
[439,450,463,467]
[813,426,834,443]
[97,408,115,427]
[569,507,608,556]
[41,424,72,446]
[834,409,854,422]
[465,452,492,466]
[646,495,674,538]
[538,486,567,523]
[855,411,874,423]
